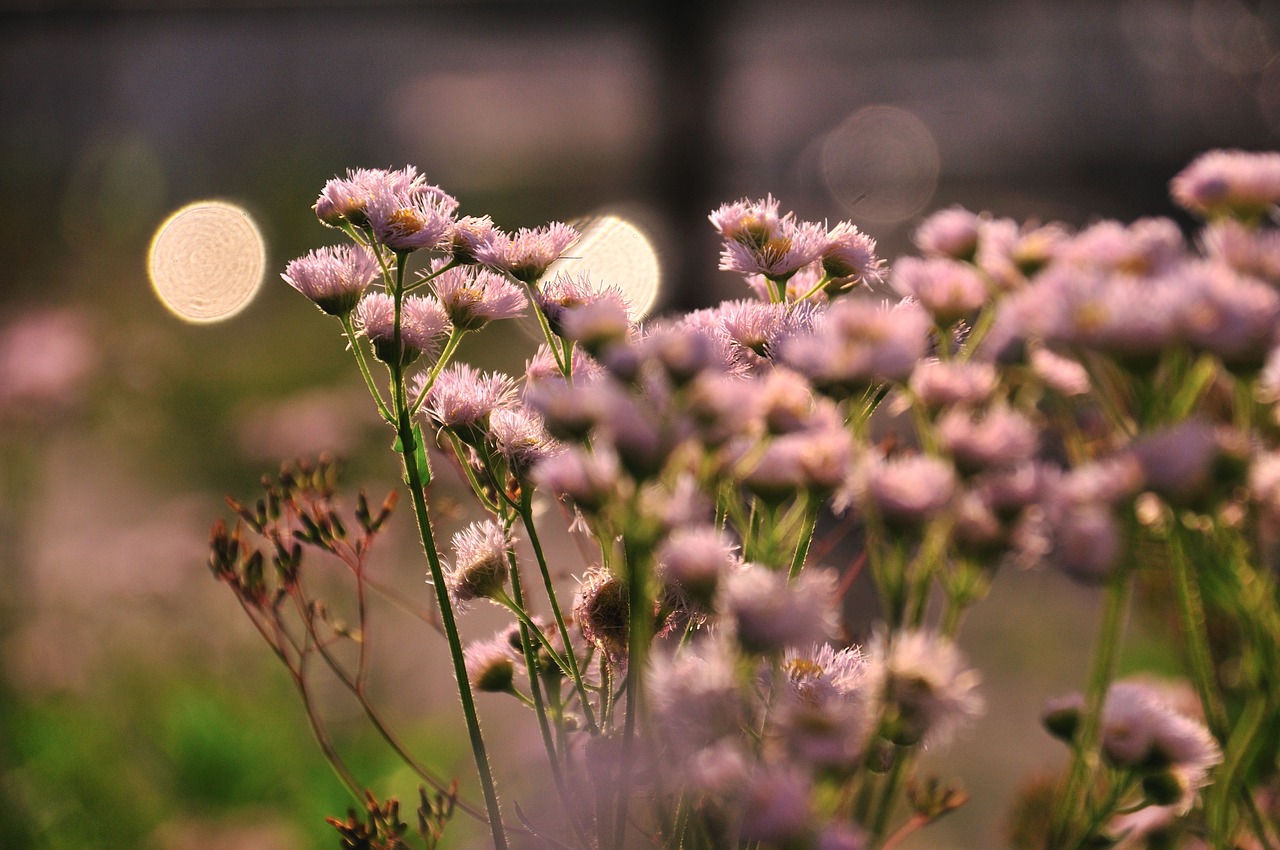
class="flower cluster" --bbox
[213,150,1280,850]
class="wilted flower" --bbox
[574,565,629,665]
[282,244,380,316]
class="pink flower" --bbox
[1171,149,1280,219]
[282,244,379,316]
[474,222,579,283]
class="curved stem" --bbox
[410,328,467,416]
[340,314,393,422]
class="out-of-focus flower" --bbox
[281,244,379,316]
[474,222,579,283]
[354,292,449,366]
[488,407,559,480]
[720,565,839,655]
[936,405,1040,475]
[867,630,984,747]
[1177,260,1280,371]
[915,206,982,262]
[1132,419,1248,507]
[532,446,622,513]
[908,360,999,410]
[464,634,518,693]
[445,520,512,606]
[648,635,744,752]
[891,257,989,326]
[783,297,931,394]
[0,309,94,422]
[821,221,885,290]
[1060,218,1185,276]
[775,642,873,768]
[1171,149,1280,220]
[848,452,956,530]
[1201,218,1280,283]
[737,765,813,844]
[656,526,737,611]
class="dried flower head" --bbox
[445,520,512,605]
[574,565,629,665]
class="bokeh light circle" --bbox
[820,105,940,224]
[148,201,265,323]
[546,213,662,318]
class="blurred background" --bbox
[3,0,1280,847]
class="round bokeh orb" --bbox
[546,213,662,319]
[821,105,940,225]
[148,201,266,323]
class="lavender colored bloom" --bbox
[1248,451,1280,523]
[1045,502,1122,584]
[313,166,420,228]
[1029,345,1090,396]
[367,182,458,253]
[445,520,512,605]
[822,221,885,290]
[1201,218,1280,283]
[737,765,813,843]
[850,452,956,530]
[1178,260,1280,370]
[705,299,808,367]
[655,526,737,610]
[532,445,623,513]
[354,292,450,366]
[559,295,634,354]
[776,643,873,768]
[720,565,839,655]
[867,629,984,747]
[281,244,380,316]
[976,217,1069,290]
[815,822,869,850]
[1061,218,1186,276]
[487,406,559,480]
[891,257,989,326]
[464,635,517,693]
[915,206,983,261]
[736,418,853,500]
[1171,148,1280,219]
[419,364,518,438]
[536,272,630,338]
[1132,418,1247,507]
[574,565,629,665]
[782,297,932,393]
[936,405,1040,475]
[908,360,998,409]
[429,263,527,330]
[647,636,744,751]
[638,324,718,386]
[1094,681,1222,810]
[710,196,828,281]
[474,222,579,283]
[446,214,498,264]
[685,372,763,447]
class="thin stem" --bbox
[614,534,653,850]
[1167,527,1228,739]
[410,328,466,416]
[1048,571,1132,850]
[786,495,818,580]
[340,314,393,422]
[519,491,599,733]
[870,750,907,842]
[389,270,509,848]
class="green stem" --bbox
[519,492,599,733]
[1209,695,1269,846]
[1048,571,1131,850]
[786,495,818,580]
[1168,527,1229,739]
[410,328,467,415]
[614,534,653,850]
[389,283,508,848]
[870,750,907,842]
[340,314,393,422]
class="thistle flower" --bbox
[850,452,956,531]
[474,222,579,283]
[822,221,885,290]
[429,263,527,330]
[1171,149,1280,220]
[532,446,623,513]
[574,565,629,665]
[445,520,512,606]
[354,292,450,366]
[419,364,518,440]
[281,245,380,316]
[720,565,839,655]
[464,635,518,693]
[891,257,989,326]
[867,629,984,747]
